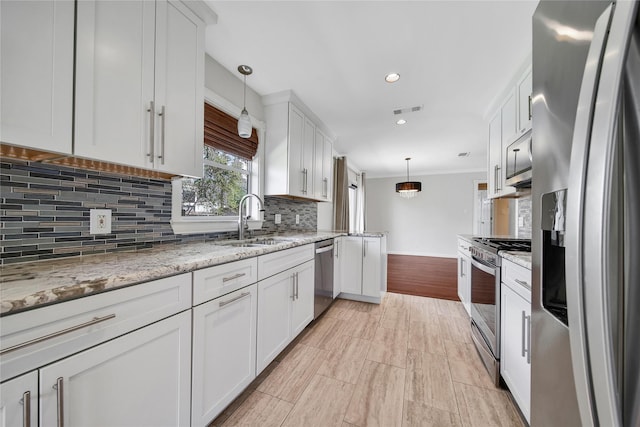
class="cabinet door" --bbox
[488,111,501,198]
[0,371,37,427]
[256,270,294,373]
[302,117,316,197]
[501,89,518,146]
[287,103,305,197]
[362,237,381,297]
[457,253,471,315]
[291,260,315,337]
[323,138,333,202]
[333,237,342,298]
[192,284,257,426]
[75,0,156,168]
[340,237,363,294]
[0,0,74,153]
[153,0,204,177]
[40,311,192,427]
[500,283,531,423]
[517,68,532,135]
[314,129,325,200]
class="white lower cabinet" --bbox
[191,284,257,426]
[0,371,38,427]
[39,310,192,426]
[500,258,532,423]
[457,238,472,316]
[338,236,386,302]
[256,259,314,374]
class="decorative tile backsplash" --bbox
[517,195,532,239]
[1,159,317,265]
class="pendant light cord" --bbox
[243,75,247,110]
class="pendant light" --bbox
[396,157,422,198]
[237,65,253,138]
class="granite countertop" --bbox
[500,251,532,269]
[0,231,342,316]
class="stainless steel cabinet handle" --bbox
[493,164,499,193]
[291,275,296,300]
[295,272,299,300]
[335,241,339,258]
[147,101,155,162]
[158,105,165,165]
[302,169,308,194]
[496,165,501,191]
[521,310,527,358]
[526,313,531,364]
[219,291,250,308]
[528,95,532,120]
[222,272,246,283]
[0,314,116,355]
[514,278,530,289]
[21,391,31,427]
[53,377,64,427]
[323,177,328,198]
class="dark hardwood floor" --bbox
[387,254,459,300]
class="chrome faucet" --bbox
[238,193,264,241]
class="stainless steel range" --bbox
[469,237,531,385]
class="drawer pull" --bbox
[0,314,116,356]
[21,391,31,427]
[514,278,530,289]
[222,273,246,283]
[219,292,251,308]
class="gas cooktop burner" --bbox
[471,237,532,253]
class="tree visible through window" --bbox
[181,146,250,216]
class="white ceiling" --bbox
[203,1,538,178]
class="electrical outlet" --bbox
[90,209,112,234]
[295,214,300,224]
[274,213,281,224]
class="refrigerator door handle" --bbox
[566,5,613,426]
[567,2,638,426]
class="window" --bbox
[181,146,251,217]
[171,98,262,234]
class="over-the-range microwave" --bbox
[505,130,532,188]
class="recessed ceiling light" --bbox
[385,73,400,83]
[396,119,407,125]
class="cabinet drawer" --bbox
[0,274,191,382]
[258,244,314,281]
[457,238,471,257]
[502,258,532,301]
[193,258,258,306]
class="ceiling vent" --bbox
[458,152,470,157]
[393,105,423,115]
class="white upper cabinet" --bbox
[263,91,334,201]
[487,59,531,199]
[75,0,204,177]
[314,129,333,202]
[0,0,74,154]
[488,111,502,199]
[517,67,533,135]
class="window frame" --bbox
[170,88,265,235]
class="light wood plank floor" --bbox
[210,292,525,427]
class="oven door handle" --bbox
[470,257,496,276]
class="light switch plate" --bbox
[90,209,112,234]
[274,213,281,224]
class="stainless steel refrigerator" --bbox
[532,1,639,426]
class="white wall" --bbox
[366,171,486,258]
[204,54,264,121]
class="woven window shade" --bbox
[204,103,258,160]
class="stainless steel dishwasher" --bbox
[314,239,334,318]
